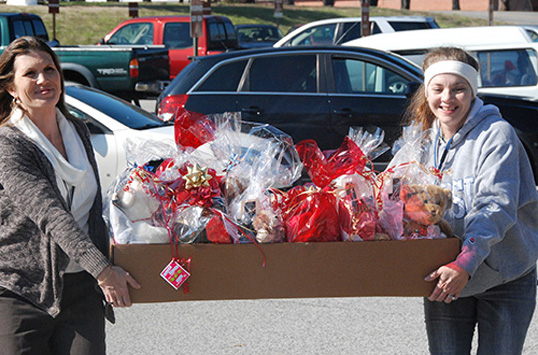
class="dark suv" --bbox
[156,46,538,180]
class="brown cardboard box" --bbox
[112,238,461,303]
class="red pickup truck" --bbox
[100,15,239,79]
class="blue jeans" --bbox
[424,267,537,355]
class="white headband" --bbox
[424,60,479,98]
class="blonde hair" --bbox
[402,47,479,130]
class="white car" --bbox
[273,16,439,47]
[344,26,538,101]
[64,85,175,194]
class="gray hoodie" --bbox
[430,98,538,297]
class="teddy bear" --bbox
[111,169,170,244]
[399,183,454,240]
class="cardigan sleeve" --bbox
[0,128,111,278]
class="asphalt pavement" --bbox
[123,12,538,355]
[106,292,538,354]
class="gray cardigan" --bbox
[0,116,111,317]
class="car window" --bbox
[224,21,237,41]
[526,29,538,42]
[32,19,48,40]
[331,57,410,94]
[66,105,112,135]
[338,22,382,44]
[476,49,538,87]
[209,22,226,41]
[108,23,154,45]
[207,20,238,50]
[196,60,248,92]
[237,26,282,43]
[388,21,436,31]
[12,18,48,41]
[163,23,192,49]
[290,24,336,46]
[246,55,317,93]
[65,86,169,130]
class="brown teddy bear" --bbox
[399,183,454,239]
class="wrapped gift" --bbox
[376,125,453,240]
[291,127,388,242]
[282,185,341,243]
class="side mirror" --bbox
[98,38,106,45]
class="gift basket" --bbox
[106,115,463,301]
[105,113,454,246]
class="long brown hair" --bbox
[0,36,68,126]
[402,47,480,131]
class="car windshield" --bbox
[237,26,283,42]
[65,86,171,129]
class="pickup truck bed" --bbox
[54,44,170,101]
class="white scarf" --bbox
[10,108,98,272]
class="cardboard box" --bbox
[111,238,461,303]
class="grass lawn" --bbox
[1,2,491,45]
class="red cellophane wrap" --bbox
[205,215,232,244]
[295,137,367,188]
[282,185,340,243]
[338,204,377,241]
[290,136,374,242]
[174,110,216,149]
[335,175,378,241]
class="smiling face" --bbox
[8,50,61,119]
[426,73,473,139]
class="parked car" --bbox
[236,24,284,48]
[273,16,439,47]
[101,16,239,79]
[156,46,538,181]
[344,26,538,101]
[1,12,170,102]
[65,85,174,192]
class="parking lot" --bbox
[107,10,538,355]
[105,294,538,354]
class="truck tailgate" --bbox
[131,45,170,82]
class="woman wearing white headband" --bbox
[401,47,538,354]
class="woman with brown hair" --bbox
[402,46,538,354]
[0,36,140,354]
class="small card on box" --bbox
[160,259,190,290]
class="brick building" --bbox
[375,0,538,11]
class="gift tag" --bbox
[160,259,191,290]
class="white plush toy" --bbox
[110,171,170,244]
